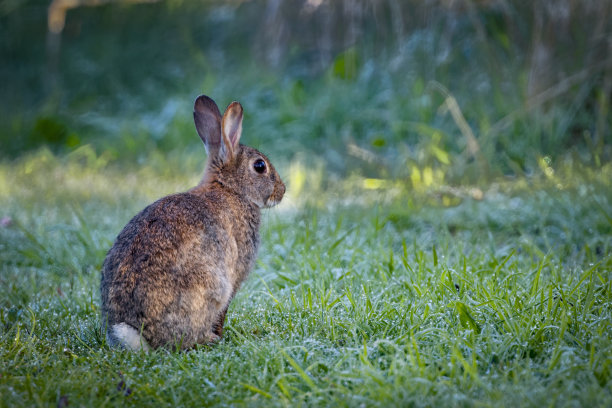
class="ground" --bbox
[0,152,610,407]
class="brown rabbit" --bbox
[100,95,285,350]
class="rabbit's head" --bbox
[193,95,285,208]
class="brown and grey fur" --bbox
[100,95,285,350]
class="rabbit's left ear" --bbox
[220,101,243,161]
[194,95,222,156]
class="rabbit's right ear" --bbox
[220,101,243,161]
[193,95,222,156]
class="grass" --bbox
[0,150,611,407]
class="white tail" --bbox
[108,323,150,352]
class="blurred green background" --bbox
[1,0,610,190]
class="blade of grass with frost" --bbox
[280,349,318,391]
[241,382,272,399]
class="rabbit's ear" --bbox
[193,95,222,156]
[221,101,243,159]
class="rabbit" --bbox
[100,95,285,351]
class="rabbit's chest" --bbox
[227,233,258,288]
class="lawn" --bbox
[0,150,610,407]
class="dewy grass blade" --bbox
[530,257,549,298]
[567,262,600,299]
[327,226,356,254]
[241,382,272,398]
[280,349,318,391]
[433,245,438,267]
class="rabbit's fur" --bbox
[100,95,285,350]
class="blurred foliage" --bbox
[0,0,610,185]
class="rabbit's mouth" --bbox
[264,189,284,208]
[264,197,281,208]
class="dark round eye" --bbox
[253,159,266,174]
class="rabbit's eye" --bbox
[253,159,266,174]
